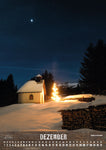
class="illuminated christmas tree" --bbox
[51,83,60,102]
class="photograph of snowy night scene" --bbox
[0,0,106,149]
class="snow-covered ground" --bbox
[0,95,106,132]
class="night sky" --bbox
[0,0,106,88]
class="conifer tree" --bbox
[79,40,106,94]
[42,70,54,96]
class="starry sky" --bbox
[0,0,106,88]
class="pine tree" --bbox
[79,40,106,94]
[42,70,54,96]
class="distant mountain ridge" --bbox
[57,82,78,88]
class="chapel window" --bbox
[29,94,33,100]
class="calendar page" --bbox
[0,0,106,149]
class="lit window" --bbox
[29,94,33,100]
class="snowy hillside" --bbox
[0,95,106,132]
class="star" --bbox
[30,18,34,23]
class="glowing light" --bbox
[51,83,60,102]
[30,18,34,23]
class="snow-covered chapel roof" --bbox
[17,80,44,93]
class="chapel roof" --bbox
[17,80,44,93]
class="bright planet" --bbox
[30,18,34,23]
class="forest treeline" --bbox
[59,40,106,95]
[0,74,17,106]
